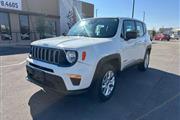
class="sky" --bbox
[82,0,180,30]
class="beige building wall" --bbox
[81,2,94,18]
[0,14,60,45]
[0,0,94,45]
[22,0,59,16]
[0,0,61,45]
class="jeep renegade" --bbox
[26,18,152,101]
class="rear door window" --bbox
[136,21,144,37]
[122,20,136,39]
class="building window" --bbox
[43,21,57,39]
[0,12,11,40]
[19,15,30,40]
[38,21,57,39]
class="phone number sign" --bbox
[0,0,22,10]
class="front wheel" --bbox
[138,51,150,71]
[91,64,117,102]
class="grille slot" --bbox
[31,46,65,65]
[42,49,45,60]
[54,51,59,64]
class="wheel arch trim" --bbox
[91,53,121,85]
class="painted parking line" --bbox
[0,60,26,68]
[135,92,180,120]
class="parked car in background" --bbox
[171,29,180,40]
[171,33,180,40]
[154,33,170,41]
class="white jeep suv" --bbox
[26,17,152,101]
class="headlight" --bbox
[65,50,78,64]
[29,46,32,58]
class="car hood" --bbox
[31,36,112,49]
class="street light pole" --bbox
[132,0,135,18]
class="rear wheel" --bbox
[138,51,150,71]
[91,64,117,102]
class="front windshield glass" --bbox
[67,18,119,38]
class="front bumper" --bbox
[26,65,88,94]
[26,58,95,92]
[26,65,67,93]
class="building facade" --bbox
[0,0,94,45]
[59,0,94,34]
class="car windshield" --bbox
[67,18,119,38]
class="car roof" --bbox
[82,17,145,24]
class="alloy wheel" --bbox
[101,70,116,96]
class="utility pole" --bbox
[143,11,145,22]
[132,0,135,18]
[96,9,98,17]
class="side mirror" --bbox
[125,31,137,40]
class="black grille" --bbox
[31,46,66,65]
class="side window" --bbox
[122,20,136,39]
[136,21,144,37]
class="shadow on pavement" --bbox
[28,67,180,120]
[0,46,30,56]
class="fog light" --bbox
[29,54,32,58]
[67,74,81,86]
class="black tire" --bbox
[138,51,150,71]
[90,64,117,102]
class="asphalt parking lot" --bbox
[0,40,180,120]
